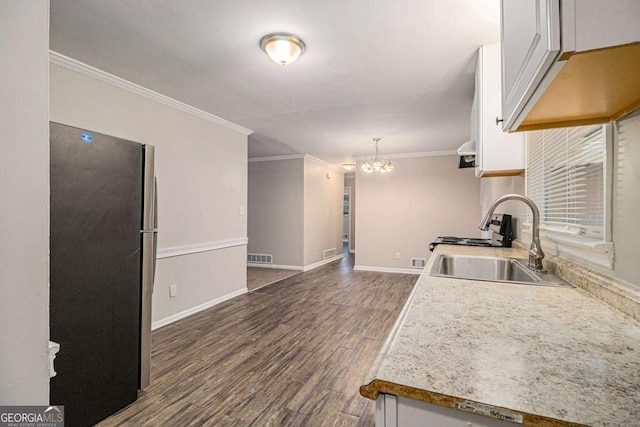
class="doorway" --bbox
[343,186,351,250]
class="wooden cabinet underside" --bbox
[516,42,640,132]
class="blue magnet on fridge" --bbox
[81,132,93,143]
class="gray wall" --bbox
[0,2,50,404]
[248,158,304,266]
[355,155,481,270]
[247,156,344,269]
[303,157,345,266]
[50,62,249,325]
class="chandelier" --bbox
[361,138,394,173]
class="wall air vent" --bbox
[411,258,427,268]
[323,248,337,259]
[247,253,273,264]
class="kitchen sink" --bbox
[429,254,573,287]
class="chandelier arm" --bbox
[364,137,393,173]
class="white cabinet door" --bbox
[500,0,561,131]
[475,43,525,177]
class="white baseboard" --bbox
[303,254,344,272]
[353,265,423,275]
[151,287,247,330]
[247,255,344,273]
[247,263,303,271]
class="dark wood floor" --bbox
[98,248,416,426]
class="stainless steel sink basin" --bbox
[430,254,573,287]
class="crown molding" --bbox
[248,153,342,172]
[303,154,343,172]
[353,150,457,161]
[49,51,253,136]
[248,154,305,162]
[251,150,458,166]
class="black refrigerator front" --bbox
[50,122,155,426]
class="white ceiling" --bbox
[49,0,501,164]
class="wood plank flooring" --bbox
[246,267,301,291]
[98,249,416,426]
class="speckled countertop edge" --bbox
[360,244,640,427]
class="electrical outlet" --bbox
[395,252,401,260]
[170,284,178,298]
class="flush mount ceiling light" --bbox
[342,163,356,171]
[361,138,394,174]
[260,32,306,65]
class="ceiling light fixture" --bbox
[260,32,306,65]
[361,138,394,174]
[342,163,356,171]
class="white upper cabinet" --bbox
[473,43,525,177]
[500,0,640,132]
[501,0,560,132]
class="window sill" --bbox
[521,230,614,269]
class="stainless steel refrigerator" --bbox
[49,122,157,426]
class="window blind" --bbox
[525,125,606,239]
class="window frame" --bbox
[522,123,614,269]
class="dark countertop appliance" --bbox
[429,214,513,251]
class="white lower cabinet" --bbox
[376,394,522,427]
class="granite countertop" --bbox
[360,245,640,426]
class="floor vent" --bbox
[411,258,427,268]
[323,248,337,259]
[247,253,273,264]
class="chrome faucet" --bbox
[479,194,546,272]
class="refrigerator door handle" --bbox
[152,178,158,290]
